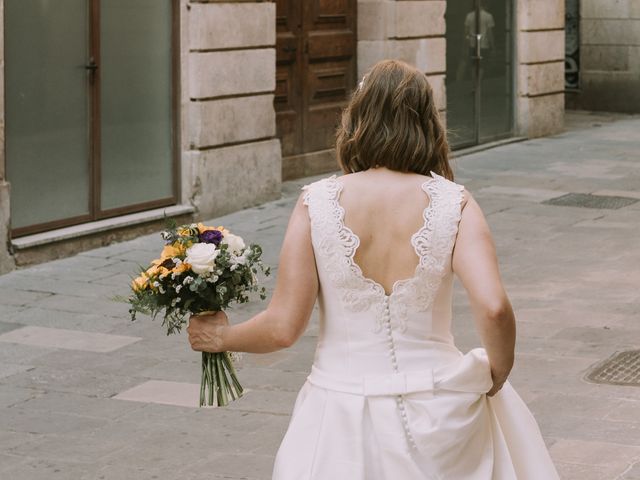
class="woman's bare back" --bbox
[338,167,442,295]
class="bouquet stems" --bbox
[200,351,244,407]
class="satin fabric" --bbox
[273,347,559,479]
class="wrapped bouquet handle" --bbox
[191,310,243,407]
[125,221,270,407]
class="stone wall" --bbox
[516,0,566,137]
[181,0,281,220]
[358,0,566,138]
[358,1,447,115]
[0,0,16,274]
[567,0,640,113]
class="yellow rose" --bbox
[160,244,181,259]
[146,265,161,277]
[174,242,188,256]
[196,222,217,234]
[131,276,148,292]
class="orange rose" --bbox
[172,262,191,274]
[157,266,171,279]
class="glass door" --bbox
[100,0,175,213]
[5,0,177,237]
[445,0,514,148]
[5,0,92,231]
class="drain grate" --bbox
[585,350,640,386]
[542,193,639,209]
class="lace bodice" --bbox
[302,172,464,380]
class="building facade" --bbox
[565,0,640,113]
[0,0,565,274]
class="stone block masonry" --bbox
[358,0,566,138]
[0,0,13,274]
[357,0,447,117]
[516,0,565,138]
[183,139,281,218]
[567,0,640,113]
[0,181,15,274]
[182,1,281,221]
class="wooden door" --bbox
[275,0,357,177]
[275,0,302,158]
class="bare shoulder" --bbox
[459,186,486,216]
[461,187,472,211]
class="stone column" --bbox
[0,0,16,274]
[516,0,565,138]
[181,1,281,220]
[357,1,447,116]
[567,0,640,112]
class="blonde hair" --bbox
[336,60,453,180]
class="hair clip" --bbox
[358,74,368,90]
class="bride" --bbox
[187,60,559,479]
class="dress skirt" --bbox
[272,347,559,480]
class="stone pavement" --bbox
[1,111,640,480]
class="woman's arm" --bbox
[452,190,516,395]
[187,193,319,353]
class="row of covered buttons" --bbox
[382,298,418,451]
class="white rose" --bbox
[185,243,219,275]
[222,233,246,254]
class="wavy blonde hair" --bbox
[336,60,453,180]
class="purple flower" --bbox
[160,258,176,269]
[199,229,223,245]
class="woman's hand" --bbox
[486,367,509,397]
[187,311,229,353]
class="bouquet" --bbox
[126,220,270,407]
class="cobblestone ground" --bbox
[1,111,640,480]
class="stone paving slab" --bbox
[113,380,206,408]
[1,307,131,334]
[0,326,141,353]
[477,185,569,201]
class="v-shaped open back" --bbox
[333,176,436,297]
[302,170,466,333]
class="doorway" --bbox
[5,0,179,237]
[275,0,357,178]
[445,0,514,148]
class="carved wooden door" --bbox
[275,0,357,172]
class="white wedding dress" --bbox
[272,173,560,479]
